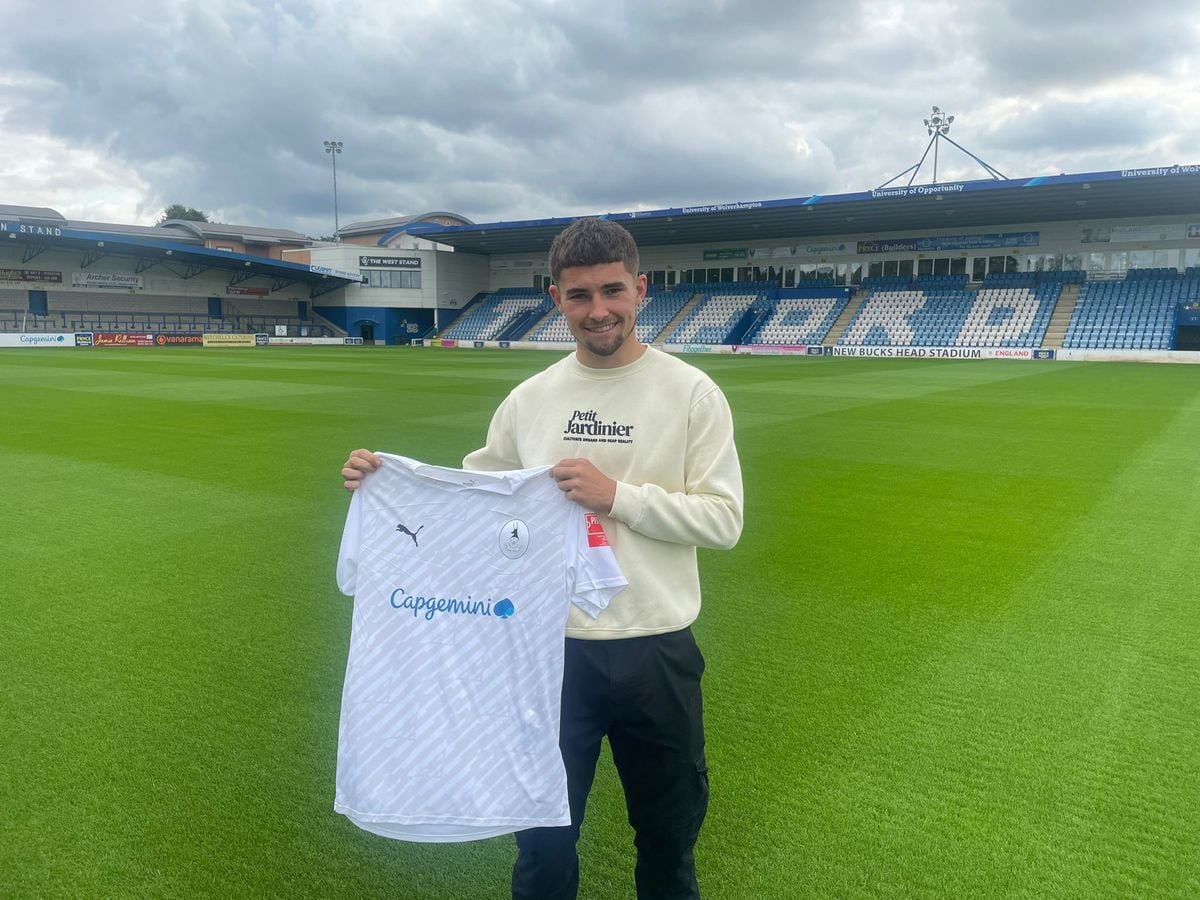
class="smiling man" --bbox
[341,217,743,899]
[467,217,742,900]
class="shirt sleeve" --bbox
[462,392,522,471]
[335,487,364,597]
[608,385,744,551]
[566,509,627,618]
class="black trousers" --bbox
[512,627,709,900]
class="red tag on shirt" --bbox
[585,514,609,548]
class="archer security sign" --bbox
[72,272,144,290]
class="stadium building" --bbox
[3,163,1200,357]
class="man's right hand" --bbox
[341,449,382,491]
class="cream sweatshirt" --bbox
[463,347,743,639]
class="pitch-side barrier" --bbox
[410,338,1200,365]
[5,332,1196,364]
[0,332,365,348]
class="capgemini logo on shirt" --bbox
[389,588,516,621]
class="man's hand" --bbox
[550,458,616,514]
[342,449,381,491]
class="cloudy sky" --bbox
[1,0,1197,236]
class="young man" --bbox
[341,217,743,899]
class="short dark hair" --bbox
[549,218,640,283]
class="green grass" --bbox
[2,347,1198,899]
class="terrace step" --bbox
[654,292,704,345]
[521,304,561,339]
[823,289,868,345]
[1041,283,1081,348]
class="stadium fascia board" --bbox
[0,224,362,285]
[405,164,1200,252]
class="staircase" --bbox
[823,289,869,345]
[654,292,705,345]
[522,304,561,340]
[1041,284,1081,349]
[309,308,345,337]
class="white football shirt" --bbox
[334,453,627,842]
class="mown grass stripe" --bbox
[2,348,1197,899]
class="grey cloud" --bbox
[0,0,1196,232]
[971,0,1196,90]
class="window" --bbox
[1022,254,1062,272]
[1154,249,1179,270]
[361,269,422,288]
[1128,250,1154,270]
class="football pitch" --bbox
[2,347,1198,899]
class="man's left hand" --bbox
[550,458,616,514]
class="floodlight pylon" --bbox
[877,107,1006,190]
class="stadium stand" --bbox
[986,269,1086,288]
[666,282,774,345]
[912,273,970,291]
[525,309,573,342]
[839,281,1059,347]
[634,286,694,342]
[744,289,850,345]
[6,266,1196,351]
[1062,270,1197,350]
[442,288,552,341]
[859,276,912,292]
[0,289,335,336]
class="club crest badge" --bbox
[499,519,529,559]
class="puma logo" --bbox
[395,523,425,547]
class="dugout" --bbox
[1175,303,1200,350]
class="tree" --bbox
[157,204,209,224]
